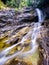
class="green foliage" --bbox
[0,0,48,9]
[6,0,28,8]
[19,0,28,8]
[0,0,5,9]
[0,0,34,8]
[27,0,34,6]
[6,0,20,8]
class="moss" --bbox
[0,0,6,9]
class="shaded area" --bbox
[1,0,7,4]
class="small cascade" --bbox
[36,8,44,23]
[0,8,44,65]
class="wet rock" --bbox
[0,7,49,65]
[5,59,31,65]
[37,20,49,65]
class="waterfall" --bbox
[0,8,44,65]
[20,8,44,57]
[36,8,44,23]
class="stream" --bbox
[0,8,45,65]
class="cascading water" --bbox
[0,8,44,65]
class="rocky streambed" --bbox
[0,7,49,65]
